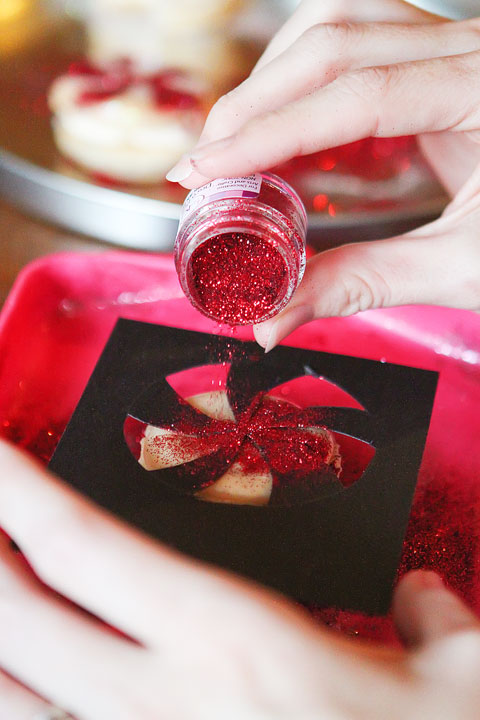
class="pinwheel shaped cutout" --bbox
[124,360,375,508]
[50,321,439,614]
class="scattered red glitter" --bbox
[230,439,270,476]
[1,253,479,647]
[188,233,288,326]
[258,427,339,475]
[399,473,477,604]
[309,470,479,643]
[148,432,223,466]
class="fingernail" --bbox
[191,135,235,163]
[262,305,314,354]
[407,570,444,591]
[166,154,193,183]
[264,322,280,354]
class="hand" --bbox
[1,440,480,719]
[167,0,480,349]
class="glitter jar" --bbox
[174,172,307,325]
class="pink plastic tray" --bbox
[1,251,479,639]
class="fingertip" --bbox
[165,151,213,188]
[165,154,194,183]
[254,304,314,353]
[255,320,282,354]
[397,569,445,593]
[393,570,445,625]
[253,322,273,350]
[393,570,478,648]
[188,132,265,181]
[178,170,214,190]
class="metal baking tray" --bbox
[0,2,449,251]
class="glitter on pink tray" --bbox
[0,252,479,641]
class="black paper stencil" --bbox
[50,319,438,615]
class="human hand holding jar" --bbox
[167,0,480,349]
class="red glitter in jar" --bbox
[187,232,288,325]
[175,173,307,326]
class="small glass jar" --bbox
[174,172,307,326]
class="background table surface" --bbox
[0,198,108,305]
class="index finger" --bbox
[254,0,439,72]
[198,18,474,153]
[0,441,229,646]
[187,51,480,184]
[0,442,354,661]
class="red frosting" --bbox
[67,59,201,110]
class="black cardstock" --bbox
[50,320,438,615]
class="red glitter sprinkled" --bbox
[2,251,479,648]
[309,470,479,643]
[257,427,338,475]
[129,391,343,501]
[187,233,288,325]
[148,433,222,466]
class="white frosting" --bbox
[48,75,201,182]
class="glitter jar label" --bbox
[181,174,262,222]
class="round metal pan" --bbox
[0,3,449,251]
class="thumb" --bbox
[393,570,480,648]
[253,224,480,351]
